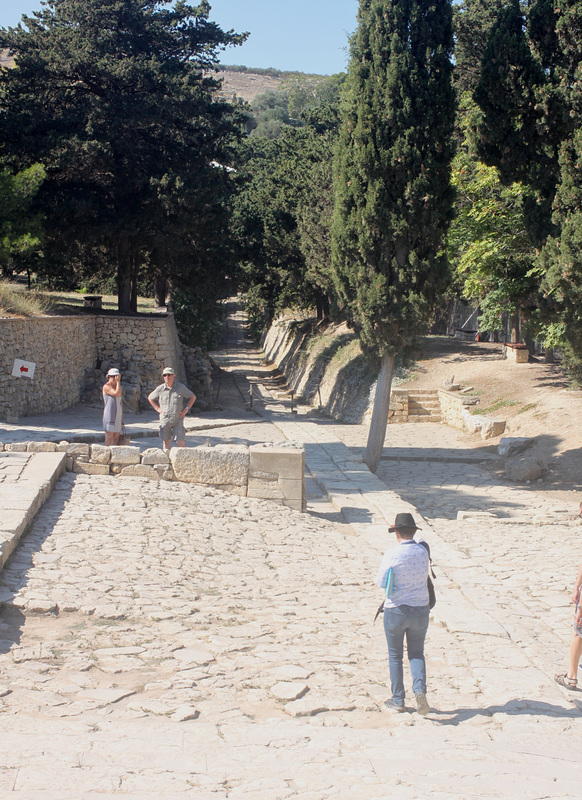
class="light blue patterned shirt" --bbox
[375,538,429,608]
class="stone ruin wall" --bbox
[82,315,190,413]
[1,440,305,513]
[1,314,211,420]
[0,316,97,419]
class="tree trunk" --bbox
[129,253,138,313]
[117,237,131,313]
[365,351,395,474]
[154,270,167,308]
[510,312,520,343]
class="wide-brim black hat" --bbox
[389,512,421,533]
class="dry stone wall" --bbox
[82,314,189,412]
[262,316,375,423]
[2,440,305,511]
[0,317,96,419]
[1,312,212,420]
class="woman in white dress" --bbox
[102,368,123,446]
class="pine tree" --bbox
[331,0,455,472]
[0,0,246,311]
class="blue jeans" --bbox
[383,604,430,705]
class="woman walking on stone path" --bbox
[376,512,431,715]
[102,368,123,446]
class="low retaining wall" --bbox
[262,316,376,423]
[2,440,305,511]
[438,389,506,439]
[438,389,479,429]
[503,342,529,363]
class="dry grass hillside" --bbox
[217,70,282,103]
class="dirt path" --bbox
[400,337,582,489]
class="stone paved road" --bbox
[2,304,582,798]
[1,471,582,798]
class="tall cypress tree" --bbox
[473,0,565,246]
[473,0,582,377]
[536,0,582,378]
[453,0,503,95]
[331,0,455,472]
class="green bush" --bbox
[171,287,223,350]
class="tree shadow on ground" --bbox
[0,474,74,653]
[430,697,582,725]
[0,606,25,655]
[302,431,582,521]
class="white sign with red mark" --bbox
[12,359,36,379]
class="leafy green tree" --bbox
[447,98,536,339]
[0,0,246,312]
[0,162,45,280]
[332,0,455,472]
[535,2,582,378]
[231,130,313,333]
[232,76,344,331]
[472,0,564,245]
[473,0,582,378]
[296,158,335,319]
[248,90,295,139]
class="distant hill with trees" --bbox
[216,65,329,105]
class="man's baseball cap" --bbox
[106,368,121,377]
[162,367,175,376]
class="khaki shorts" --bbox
[159,419,185,442]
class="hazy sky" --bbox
[0,0,359,75]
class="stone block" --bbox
[480,418,506,439]
[119,464,160,480]
[505,456,543,482]
[282,499,303,512]
[91,444,111,464]
[57,442,91,457]
[141,447,170,465]
[170,445,249,486]
[504,345,529,363]
[214,484,247,496]
[73,461,111,475]
[279,478,304,501]
[248,476,303,502]
[109,445,141,465]
[462,410,482,434]
[153,464,174,481]
[26,442,57,453]
[498,437,531,457]
[249,446,305,481]
[5,442,30,452]
[247,477,285,500]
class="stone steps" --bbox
[389,388,442,423]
